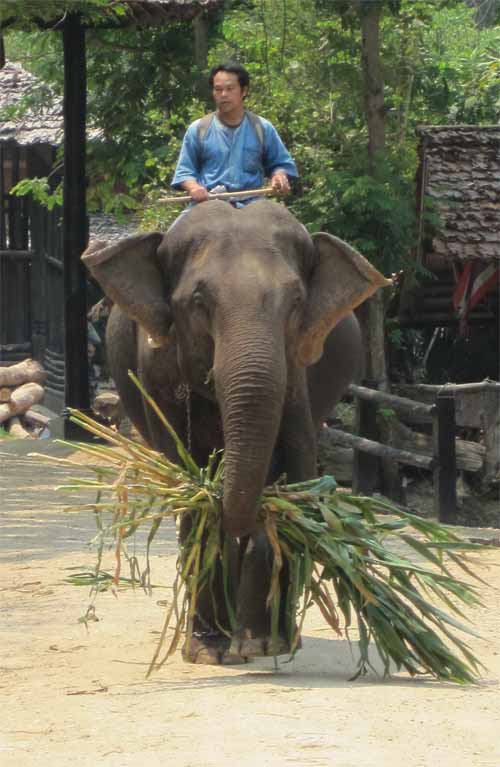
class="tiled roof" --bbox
[417,126,500,264]
[0,1,223,29]
[0,62,63,146]
[118,0,223,25]
[88,213,138,243]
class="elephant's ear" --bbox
[82,232,172,346]
[297,232,391,367]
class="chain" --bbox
[174,383,192,454]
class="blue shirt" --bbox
[171,113,298,198]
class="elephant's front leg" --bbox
[229,529,293,658]
[179,515,249,665]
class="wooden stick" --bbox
[157,187,276,205]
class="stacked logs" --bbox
[0,359,48,439]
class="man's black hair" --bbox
[208,62,250,91]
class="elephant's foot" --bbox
[229,630,300,658]
[181,632,250,665]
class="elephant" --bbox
[82,199,389,664]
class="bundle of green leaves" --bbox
[55,375,484,683]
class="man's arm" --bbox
[179,179,209,202]
[270,169,291,195]
[262,121,299,196]
[171,123,209,201]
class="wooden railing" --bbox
[326,382,458,523]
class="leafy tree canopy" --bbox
[2,0,499,272]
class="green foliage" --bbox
[3,0,498,269]
[10,176,62,211]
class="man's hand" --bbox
[270,171,291,196]
[181,180,210,203]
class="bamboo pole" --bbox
[157,187,276,205]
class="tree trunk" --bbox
[351,1,388,392]
[465,0,499,28]
[0,383,45,424]
[356,0,385,168]
[193,14,210,103]
[355,294,388,389]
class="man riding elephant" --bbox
[171,62,298,206]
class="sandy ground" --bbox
[1,442,500,767]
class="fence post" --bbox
[352,379,380,496]
[433,393,457,523]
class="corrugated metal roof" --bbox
[417,126,500,264]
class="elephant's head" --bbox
[82,201,389,538]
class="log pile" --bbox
[0,359,49,439]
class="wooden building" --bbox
[1,1,221,426]
[0,62,134,411]
[399,125,499,330]
[0,61,66,411]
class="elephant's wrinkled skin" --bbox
[83,200,389,664]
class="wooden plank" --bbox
[398,312,496,327]
[352,380,380,496]
[28,198,47,361]
[0,249,33,259]
[326,427,434,469]
[349,383,435,418]
[396,381,500,395]
[433,394,457,524]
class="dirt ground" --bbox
[1,442,500,767]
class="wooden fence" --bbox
[0,143,65,412]
[326,383,459,523]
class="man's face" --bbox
[212,71,247,116]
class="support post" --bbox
[433,393,457,523]
[62,13,90,439]
[352,379,380,496]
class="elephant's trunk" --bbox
[215,329,286,539]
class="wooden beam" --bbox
[62,13,90,437]
[433,394,457,524]
[325,427,434,470]
[349,383,435,418]
[352,380,380,495]
[0,250,33,260]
